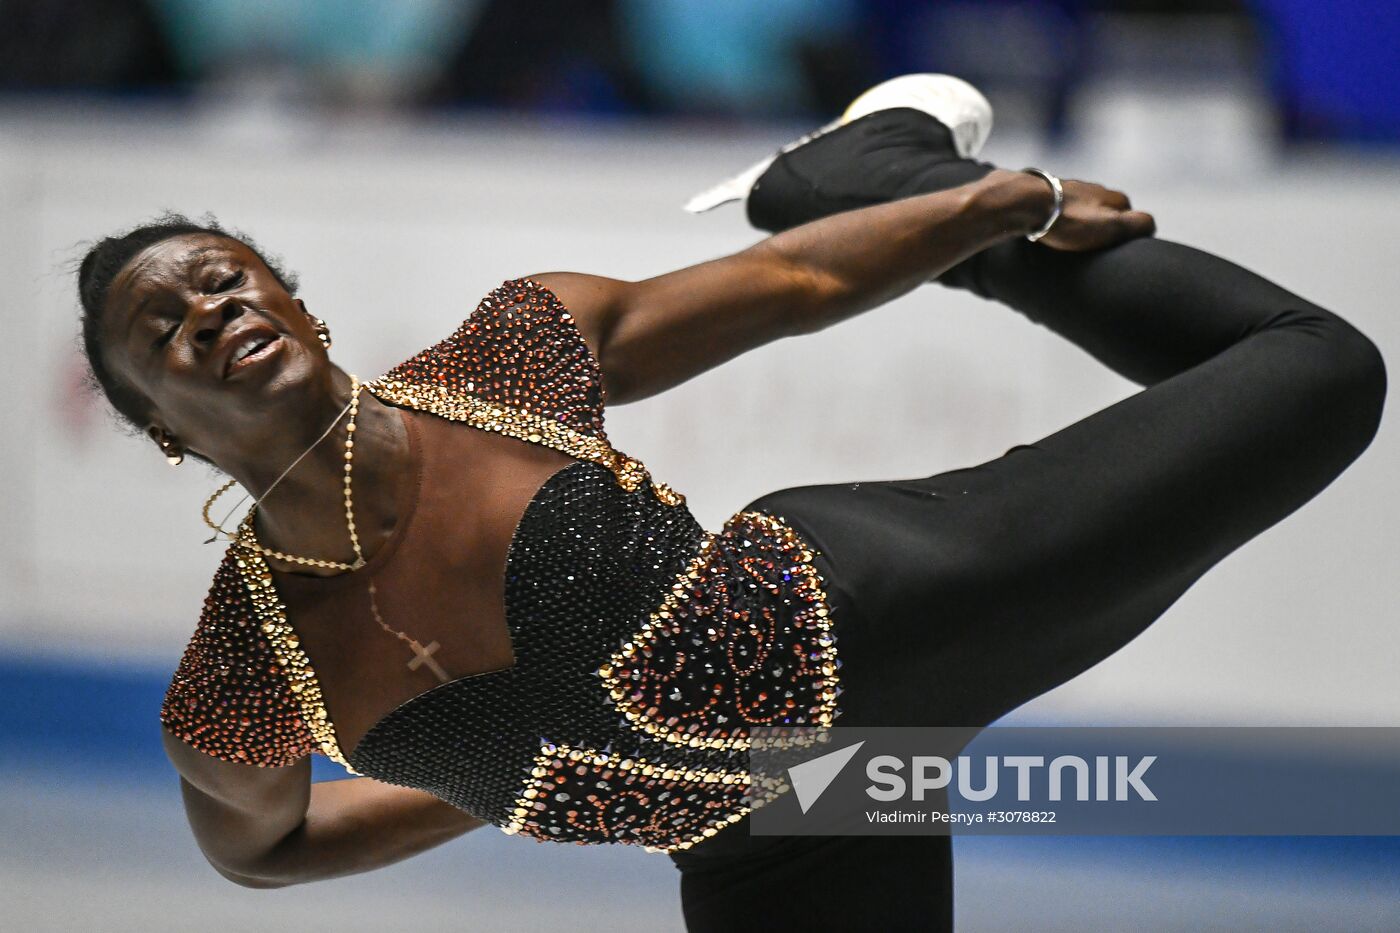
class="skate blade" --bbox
[682,74,993,214]
[683,117,842,214]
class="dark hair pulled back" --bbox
[75,212,299,429]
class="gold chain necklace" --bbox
[201,374,451,682]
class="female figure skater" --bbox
[77,75,1384,931]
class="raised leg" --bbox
[739,111,1387,727]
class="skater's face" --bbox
[97,233,331,467]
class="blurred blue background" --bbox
[2,0,1399,141]
[1,1,1398,930]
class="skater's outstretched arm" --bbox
[531,169,1153,405]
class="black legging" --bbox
[669,111,1387,932]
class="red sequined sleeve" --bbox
[159,551,318,768]
[377,277,609,440]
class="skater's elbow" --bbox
[214,860,294,890]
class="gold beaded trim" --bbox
[597,511,840,753]
[232,543,358,773]
[501,742,752,852]
[365,377,685,507]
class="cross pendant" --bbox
[407,639,451,683]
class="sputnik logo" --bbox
[788,740,866,813]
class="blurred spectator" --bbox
[151,0,475,106]
[424,0,654,115]
[0,0,179,92]
[616,0,861,117]
[857,1,1091,140]
[151,0,470,75]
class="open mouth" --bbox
[224,332,283,378]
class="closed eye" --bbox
[147,266,245,350]
[214,270,245,292]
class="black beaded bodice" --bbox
[161,279,840,853]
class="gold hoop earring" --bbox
[163,444,184,467]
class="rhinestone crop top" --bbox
[159,278,841,852]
